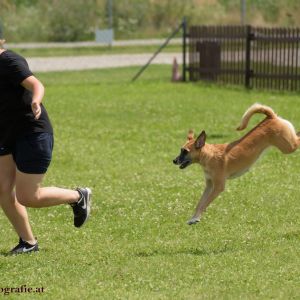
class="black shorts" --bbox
[0,132,54,174]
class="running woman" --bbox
[0,39,91,254]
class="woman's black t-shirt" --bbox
[0,50,53,147]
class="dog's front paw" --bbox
[187,217,200,225]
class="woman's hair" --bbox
[0,39,6,49]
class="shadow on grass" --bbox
[136,246,234,258]
[208,133,230,139]
[281,230,300,240]
[0,250,10,257]
[0,249,45,257]
[136,230,300,258]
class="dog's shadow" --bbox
[135,230,300,258]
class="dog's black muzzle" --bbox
[173,148,192,169]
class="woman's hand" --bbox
[21,76,45,120]
[31,101,42,120]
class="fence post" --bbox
[245,25,252,88]
[182,17,187,82]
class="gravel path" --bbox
[8,38,181,49]
[27,52,182,72]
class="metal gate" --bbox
[184,25,300,91]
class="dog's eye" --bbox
[181,149,189,155]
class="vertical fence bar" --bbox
[241,26,244,85]
[225,26,229,83]
[196,26,199,81]
[287,28,291,90]
[266,28,270,89]
[242,26,246,85]
[236,26,239,85]
[263,28,267,89]
[214,25,218,82]
[294,28,297,91]
[256,27,259,89]
[255,27,258,88]
[293,28,297,91]
[290,28,295,91]
[245,25,252,88]
[295,28,300,90]
[265,28,269,89]
[232,26,236,84]
[274,29,278,90]
[282,28,286,90]
[271,28,274,89]
[238,27,241,85]
[229,26,232,84]
[255,28,258,88]
[191,26,196,81]
[198,26,201,80]
[259,28,263,89]
[270,29,273,90]
[279,28,283,90]
[189,26,193,81]
[192,26,195,81]
[283,29,287,90]
[182,17,187,82]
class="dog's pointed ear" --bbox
[187,129,195,140]
[195,130,206,149]
[182,130,195,150]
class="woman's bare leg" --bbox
[15,171,80,208]
[15,170,91,228]
[0,155,35,244]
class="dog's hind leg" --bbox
[188,178,225,225]
[272,135,300,154]
[269,122,300,154]
[272,120,300,154]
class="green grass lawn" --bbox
[0,66,299,299]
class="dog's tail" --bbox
[237,103,277,131]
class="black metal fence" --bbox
[183,24,300,91]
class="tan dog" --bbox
[173,104,300,225]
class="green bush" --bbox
[1,0,300,42]
[44,0,97,41]
[5,5,46,41]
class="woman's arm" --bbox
[21,75,45,120]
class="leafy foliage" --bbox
[0,1,300,42]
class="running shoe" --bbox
[9,238,39,255]
[71,187,92,228]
